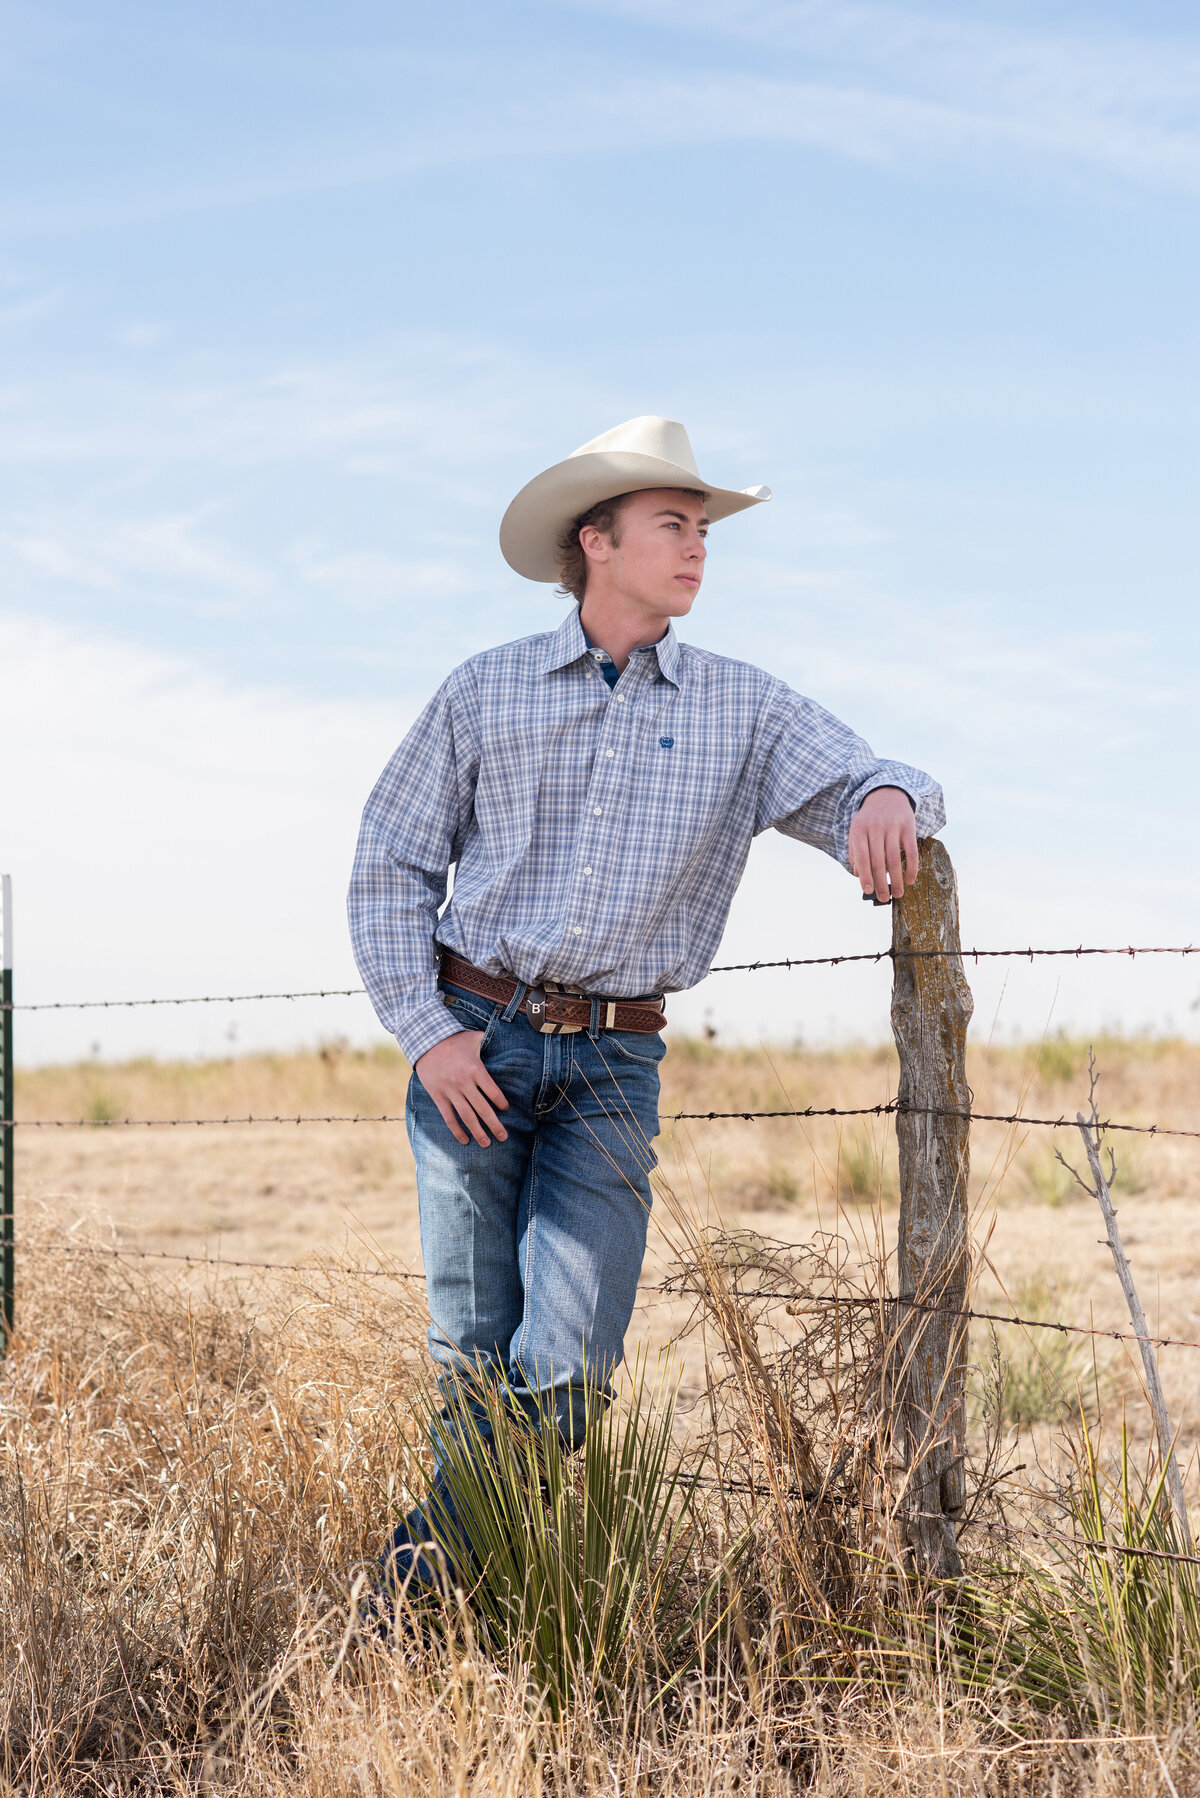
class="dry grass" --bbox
[2,1033,1199,1792]
[17,1032,1200,1427]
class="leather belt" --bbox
[439,950,667,1036]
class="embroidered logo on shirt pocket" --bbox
[637,722,752,797]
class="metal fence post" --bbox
[1,875,12,1351]
[890,839,973,1577]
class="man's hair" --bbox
[555,488,706,603]
[555,493,630,603]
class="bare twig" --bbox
[1060,1051,1193,1548]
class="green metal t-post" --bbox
[1,874,11,1352]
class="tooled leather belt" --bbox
[438,950,667,1036]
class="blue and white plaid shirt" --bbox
[348,606,945,1064]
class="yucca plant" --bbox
[399,1356,727,1715]
[949,1416,1200,1727]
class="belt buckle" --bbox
[524,982,583,1035]
[525,984,549,1030]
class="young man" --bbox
[348,416,944,1592]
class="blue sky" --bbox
[2,0,1197,1062]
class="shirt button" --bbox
[615,693,625,703]
[584,866,592,875]
[605,748,614,758]
[593,806,601,815]
[573,926,582,935]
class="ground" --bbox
[16,1032,1200,1435]
[6,1033,1200,1795]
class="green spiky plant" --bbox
[950,1416,1200,1728]
[399,1355,734,1716]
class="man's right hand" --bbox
[414,1030,510,1147]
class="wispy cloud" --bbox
[295,550,481,610]
[2,4,1199,237]
[561,0,1200,118]
[553,0,1200,189]
[0,515,276,609]
[0,611,402,1062]
[0,277,62,329]
[6,605,1190,1061]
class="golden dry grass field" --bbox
[17,1033,1200,1434]
[4,1032,1200,1794]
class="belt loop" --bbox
[588,996,601,1041]
[502,982,527,1023]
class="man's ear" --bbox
[578,525,614,564]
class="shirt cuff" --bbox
[395,997,467,1067]
[853,773,915,809]
[852,771,945,836]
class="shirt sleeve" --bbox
[753,685,946,868]
[347,665,481,1065]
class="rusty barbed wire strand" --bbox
[9,1100,1196,1138]
[6,987,366,1013]
[0,1238,420,1279]
[8,946,1198,1574]
[710,943,1197,972]
[1,1238,1195,1571]
[658,1279,1200,1354]
[669,1102,1200,1137]
[5,1235,1200,1356]
[5,943,1196,1010]
[3,1111,474,1126]
[688,1474,1200,1570]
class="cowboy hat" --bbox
[499,415,771,582]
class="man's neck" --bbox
[577,594,670,673]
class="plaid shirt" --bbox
[348,606,945,1064]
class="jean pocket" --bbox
[441,988,499,1034]
[604,1030,667,1069]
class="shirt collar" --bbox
[540,607,682,689]
[647,620,681,687]
[540,606,590,675]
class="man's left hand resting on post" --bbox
[848,785,919,902]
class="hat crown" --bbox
[568,415,700,478]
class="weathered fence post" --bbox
[890,839,972,1577]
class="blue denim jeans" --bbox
[407,977,665,1451]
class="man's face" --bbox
[581,487,708,617]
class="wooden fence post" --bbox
[890,839,973,1578]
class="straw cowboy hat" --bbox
[499,415,771,582]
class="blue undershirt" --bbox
[581,625,621,691]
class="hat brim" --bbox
[499,450,770,583]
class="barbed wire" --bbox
[667,1102,1200,1139]
[6,942,1197,1577]
[7,987,366,1013]
[10,1101,1197,1139]
[10,1112,414,1128]
[4,1236,1199,1357]
[660,1280,1200,1354]
[5,943,1196,1011]
[1,1242,1195,1575]
[689,1473,1200,1571]
[711,944,1197,973]
[0,1238,420,1279]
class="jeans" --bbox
[380,977,664,1599]
[408,976,665,1451]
